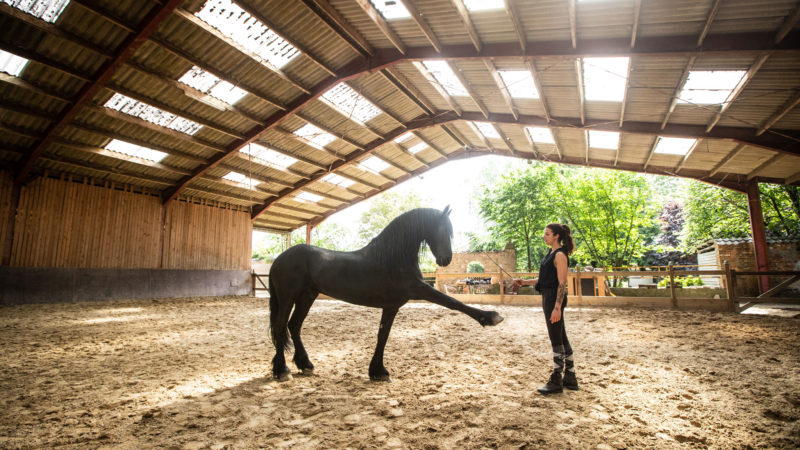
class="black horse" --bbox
[268,206,504,382]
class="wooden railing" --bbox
[426,262,800,313]
[251,264,799,312]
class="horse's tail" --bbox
[268,274,292,352]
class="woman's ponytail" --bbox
[560,223,574,255]
[546,222,575,255]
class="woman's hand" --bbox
[550,306,562,324]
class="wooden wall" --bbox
[4,172,252,270]
[162,199,252,270]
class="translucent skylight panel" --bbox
[475,122,500,139]
[394,132,413,143]
[322,83,382,124]
[654,137,697,155]
[296,191,323,203]
[209,80,248,105]
[422,61,469,97]
[371,0,410,19]
[408,142,428,154]
[359,156,390,174]
[222,171,260,188]
[0,49,28,76]
[104,93,203,135]
[3,0,70,23]
[105,139,167,163]
[179,66,248,105]
[525,127,555,144]
[582,57,630,102]
[293,124,336,149]
[464,0,504,11]
[678,71,746,105]
[195,0,300,69]
[498,70,538,99]
[322,173,354,188]
[588,130,619,150]
[241,143,298,169]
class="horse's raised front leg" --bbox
[412,282,504,326]
[369,307,399,382]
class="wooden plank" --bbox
[737,275,800,313]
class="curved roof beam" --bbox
[116,31,799,204]
[251,110,800,220]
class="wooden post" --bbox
[306,223,313,244]
[284,232,291,250]
[669,262,677,308]
[157,204,168,269]
[251,272,256,296]
[576,267,582,300]
[435,270,440,292]
[745,181,770,292]
[1,181,20,266]
[723,260,736,312]
[499,267,505,304]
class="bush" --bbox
[657,275,704,288]
[467,261,485,273]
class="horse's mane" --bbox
[363,208,452,268]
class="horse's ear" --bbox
[442,205,451,217]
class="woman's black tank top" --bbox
[536,247,569,290]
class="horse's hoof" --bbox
[301,368,314,376]
[481,312,504,326]
[275,371,293,382]
[490,313,504,326]
[370,374,391,382]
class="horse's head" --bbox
[427,206,453,266]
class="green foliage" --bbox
[681,182,750,245]
[658,275,704,287]
[310,222,355,251]
[251,231,286,262]
[554,168,658,269]
[681,182,800,248]
[357,191,427,247]
[466,261,485,273]
[478,163,560,271]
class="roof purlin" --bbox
[14,0,185,184]
[152,31,800,206]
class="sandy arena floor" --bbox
[1,296,799,449]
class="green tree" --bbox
[357,190,427,246]
[555,169,657,269]
[681,182,800,247]
[310,222,355,251]
[478,164,559,271]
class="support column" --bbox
[2,181,21,266]
[157,204,168,269]
[745,181,769,292]
[306,223,313,244]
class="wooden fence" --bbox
[252,263,799,313]
[426,263,800,313]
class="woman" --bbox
[533,223,578,394]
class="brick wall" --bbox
[436,244,517,274]
[715,241,800,295]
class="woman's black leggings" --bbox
[541,287,574,373]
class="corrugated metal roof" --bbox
[0,0,797,231]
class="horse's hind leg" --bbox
[289,289,317,375]
[270,287,296,382]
